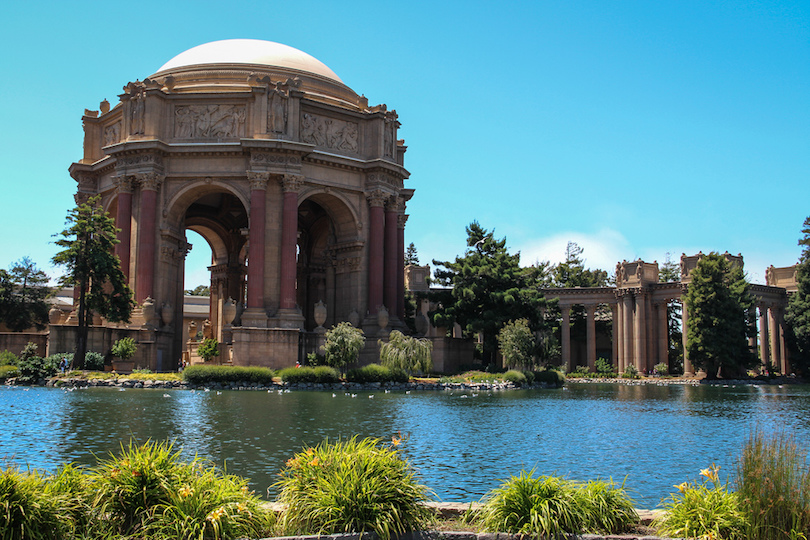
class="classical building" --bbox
[53,39,413,370]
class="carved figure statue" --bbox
[130,92,145,135]
[175,107,193,138]
[202,319,213,340]
[268,83,288,134]
[339,122,359,152]
[384,118,393,157]
[301,113,316,144]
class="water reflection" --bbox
[2,383,810,509]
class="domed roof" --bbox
[154,39,344,83]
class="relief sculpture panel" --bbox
[104,123,121,146]
[300,113,358,153]
[174,105,246,139]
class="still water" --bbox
[1,382,809,509]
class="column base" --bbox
[240,308,268,328]
[272,307,305,330]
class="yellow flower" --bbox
[674,482,688,493]
[309,457,320,466]
[178,485,193,498]
[206,507,226,522]
[237,502,248,513]
[700,464,720,483]
[392,436,401,446]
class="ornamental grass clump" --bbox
[655,463,748,540]
[0,467,72,540]
[735,430,810,539]
[476,470,637,537]
[274,436,434,540]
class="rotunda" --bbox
[65,39,412,369]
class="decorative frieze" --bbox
[174,105,246,139]
[104,123,121,146]
[301,113,358,153]
[117,153,163,167]
[334,257,362,274]
[250,152,301,166]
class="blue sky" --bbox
[1,1,808,288]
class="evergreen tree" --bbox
[53,196,135,369]
[430,222,547,366]
[684,252,756,379]
[785,216,810,374]
[0,257,50,332]
[404,242,419,266]
[659,252,683,374]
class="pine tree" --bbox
[404,243,419,266]
[53,196,135,369]
[685,253,756,379]
[430,222,547,365]
[786,216,810,374]
[0,257,50,332]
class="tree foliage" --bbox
[785,216,810,374]
[497,319,536,369]
[550,242,609,288]
[430,222,548,365]
[0,257,50,332]
[52,195,135,369]
[684,253,756,379]
[197,338,220,362]
[111,337,137,361]
[322,322,365,371]
[659,252,684,374]
[184,285,210,296]
[378,330,432,375]
[404,243,419,266]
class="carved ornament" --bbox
[281,174,304,193]
[366,189,387,208]
[335,257,362,274]
[104,123,121,146]
[247,171,270,190]
[112,176,133,194]
[300,113,358,153]
[136,172,163,191]
[174,105,246,139]
[398,214,409,229]
[250,152,301,166]
[117,153,163,167]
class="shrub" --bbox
[497,319,535,369]
[655,464,748,540]
[198,338,220,362]
[654,362,668,376]
[621,364,640,379]
[323,322,365,371]
[379,330,433,375]
[735,430,810,539]
[534,369,566,387]
[0,350,18,366]
[595,357,617,377]
[0,467,73,540]
[182,365,275,385]
[16,343,58,384]
[84,351,105,371]
[477,470,636,537]
[279,366,340,384]
[275,437,433,540]
[0,365,19,379]
[306,352,326,365]
[111,337,137,361]
[346,363,409,384]
[569,365,591,378]
[502,369,527,386]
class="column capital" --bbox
[281,174,304,193]
[247,171,271,190]
[136,172,163,191]
[113,175,134,194]
[397,213,409,229]
[367,189,388,208]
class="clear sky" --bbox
[1,1,808,289]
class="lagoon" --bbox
[1,382,809,509]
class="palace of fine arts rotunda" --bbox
[56,39,414,370]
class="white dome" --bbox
[155,39,344,83]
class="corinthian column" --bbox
[383,197,399,319]
[279,174,303,310]
[135,173,162,303]
[366,190,386,315]
[397,213,408,321]
[113,176,133,281]
[246,172,269,310]
[561,305,572,372]
[585,304,597,371]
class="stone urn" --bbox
[348,309,360,328]
[377,306,389,335]
[161,302,174,326]
[222,298,237,326]
[314,300,327,329]
[142,297,157,327]
[48,306,62,325]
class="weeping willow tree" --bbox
[378,330,433,375]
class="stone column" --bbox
[634,290,646,373]
[658,302,669,368]
[611,303,619,371]
[245,172,269,310]
[769,306,782,373]
[366,190,386,315]
[135,173,162,303]
[623,293,633,373]
[383,197,399,319]
[397,213,407,321]
[114,176,133,281]
[759,304,770,368]
[585,304,597,371]
[279,174,303,311]
[779,310,789,374]
[682,293,693,375]
[561,305,572,372]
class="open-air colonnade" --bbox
[543,255,796,375]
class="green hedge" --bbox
[279,366,340,384]
[0,364,19,379]
[346,363,409,383]
[533,369,566,387]
[182,365,276,385]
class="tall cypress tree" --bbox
[786,216,810,374]
[53,196,135,368]
[685,252,756,379]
